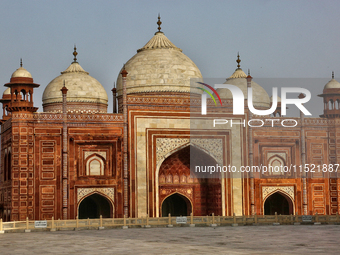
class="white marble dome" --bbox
[42,51,108,113]
[3,88,10,96]
[11,67,32,78]
[216,59,270,108]
[324,78,340,90]
[116,31,202,96]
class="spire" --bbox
[332,71,334,79]
[61,80,68,94]
[236,52,241,69]
[73,45,78,63]
[20,58,23,67]
[247,69,252,82]
[228,52,248,78]
[157,14,162,33]
[121,64,128,77]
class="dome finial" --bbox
[20,58,23,67]
[157,13,162,32]
[236,52,241,69]
[332,71,334,79]
[73,45,78,63]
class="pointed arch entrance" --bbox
[264,192,293,215]
[161,193,192,217]
[158,145,222,217]
[78,193,112,219]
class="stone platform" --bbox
[0,225,339,254]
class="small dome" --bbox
[217,64,270,108]
[42,48,108,113]
[1,88,11,101]
[3,88,10,96]
[11,67,32,78]
[324,78,340,90]
[116,23,202,96]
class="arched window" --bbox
[89,159,101,175]
[14,90,18,101]
[267,155,286,176]
[86,155,104,176]
[28,91,32,103]
[5,105,9,116]
[329,100,333,110]
[20,89,26,101]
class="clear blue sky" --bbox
[0,0,339,116]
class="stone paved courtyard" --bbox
[0,225,339,254]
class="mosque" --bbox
[0,17,339,221]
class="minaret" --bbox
[121,65,129,217]
[5,59,39,113]
[61,81,68,219]
[299,93,308,215]
[112,82,117,113]
[2,60,39,221]
[247,69,255,215]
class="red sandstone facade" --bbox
[0,74,339,221]
[0,22,339,221]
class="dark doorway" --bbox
[264,192,293,215]
[161,193,191,217]
[78,193,111,219]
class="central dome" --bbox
[116,19,202,96]
[42,48,108,113]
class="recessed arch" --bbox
[156,142,221,172]
[156,144,222,217]
[263,191,294,215]
[85,154,105,176]
[161,192,192,217]
[78,192,114,219]
[267,154,286,176]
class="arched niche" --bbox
[263,191,294,215]
[78,193,113,219]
